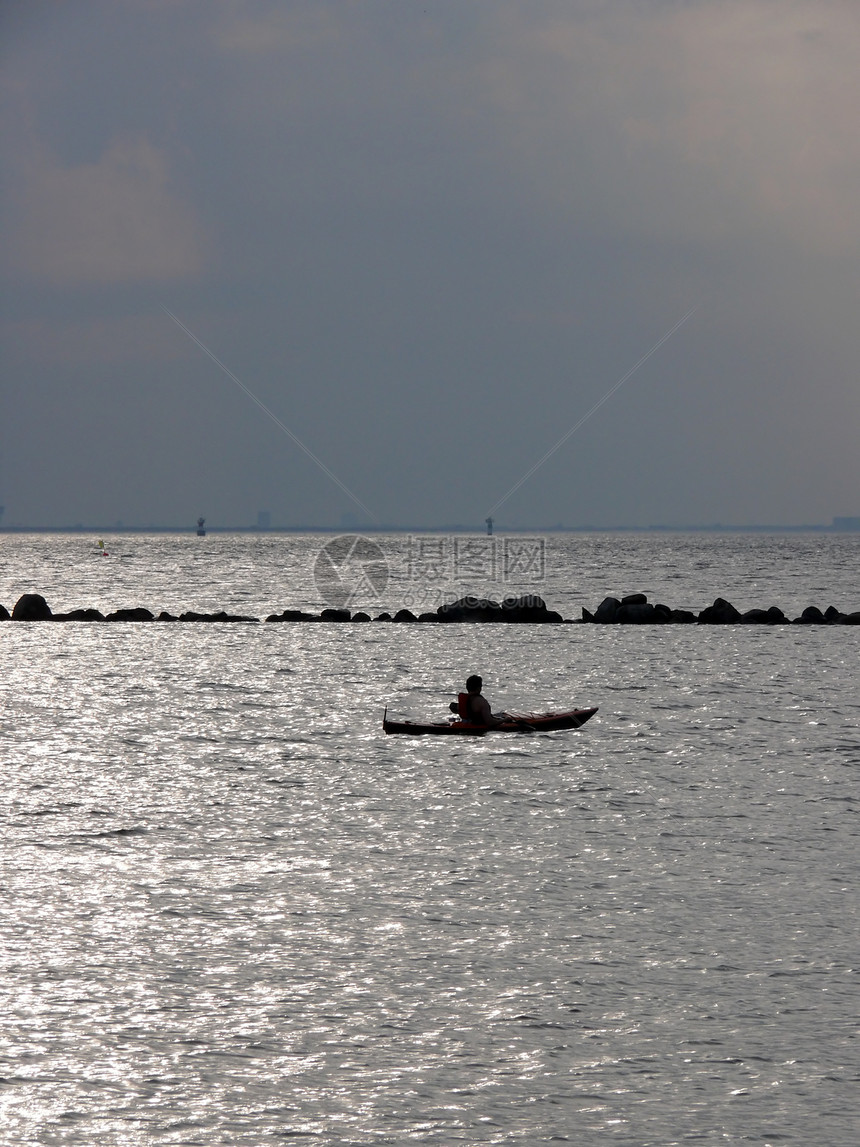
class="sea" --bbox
[1,531,858,1146]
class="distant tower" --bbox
[197,517,206,536]
[485,516,494,536]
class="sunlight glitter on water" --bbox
[1,535,859,1144]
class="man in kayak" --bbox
[451,675,506,726]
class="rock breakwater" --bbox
[3,592,859,625]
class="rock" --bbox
[616,601,656,624]
[742,609,770,623]
[824,605,845,622]
[499,594,560,622]
[105,607,154,622]
[653,603,673,623]
[352,612,371,622]
[53,608,105,621]
[178,610,257,622]
[417,612,439,622]
[742,606,786,624]
[581,606,594,622]
[698,598,742,624]
[437,597,502,622]
[0,604,10,620]
[670,609,697,623]
[393,608,417,622]
[267,609,315,621]
[157,611,179,621]
[842,611,860,625]
[500,593,544,615]
[593,597,621,623]
[374,612,393,621]
[319,608,351,622]
[12,594,52,620]
[621,592,648,606]
[509,593,547,610]
[795,606,826,624]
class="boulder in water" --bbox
[593,597,621,623]
[670,609,697,623]
[742,606,786,624]
[616,601,656,624]
[698,598,742,624]
[319,608,351,622]
[183,610,258,622]
[105,607,154,622]
[500,594,561,623]
[794,606,826,624]
[437,597,502,622]
[12,594,52,621]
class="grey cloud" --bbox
[9,139,208,285]
[1,1,858,528]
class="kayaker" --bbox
[452,674,506,726]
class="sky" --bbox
[2,0,859,529]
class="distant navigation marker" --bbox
[486,516,494,536]
[197,517,206,537]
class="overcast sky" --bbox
[2,0,859,529]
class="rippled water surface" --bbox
[1,534,858,1145]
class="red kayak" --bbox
[382,707,598,736]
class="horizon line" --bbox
[1,521,858,535]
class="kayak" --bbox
[382,707,598,736]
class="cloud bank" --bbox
[1,0,858,528]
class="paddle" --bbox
[503,711,538,733]
[449,700,536,732]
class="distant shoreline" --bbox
[1,523,858,535]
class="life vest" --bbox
[457,693,472,719]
